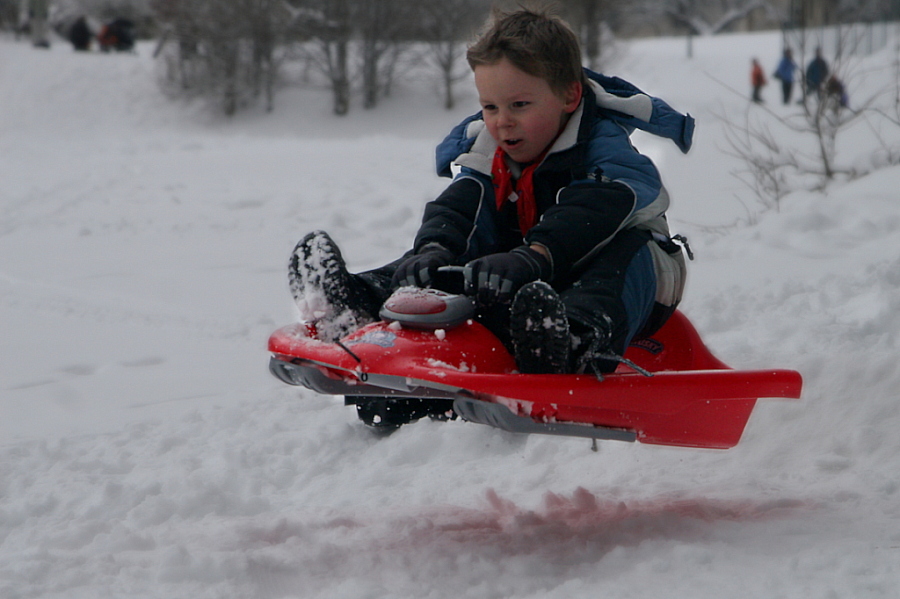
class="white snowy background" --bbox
[2,25,900,599]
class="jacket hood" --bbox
[436,69,694,178]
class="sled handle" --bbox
[437,265,467,275]
[435,265,469,296]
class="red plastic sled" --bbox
[269,303,802,449]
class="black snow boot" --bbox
[510,281,571,374]
[570,316,618,376]
[288,230,377,341]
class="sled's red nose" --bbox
[383,288,448,315]
[380,288,475,330]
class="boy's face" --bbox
[474,58,582,164]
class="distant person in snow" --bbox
[69,17,92,51]
[773,47,798,104]
[825,75,849,111]
[286,7,692,377]
[804,47,829,99]
[751,58,766,103]
[97,18,135,52]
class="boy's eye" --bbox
[512,101,529,108]
[482,104,497,112]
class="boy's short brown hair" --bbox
[466,8,586,97]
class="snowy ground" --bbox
[2,27,900,599]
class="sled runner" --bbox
[268,286,802,449]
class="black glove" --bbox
[463,246,552,305]
[392,244,455,288]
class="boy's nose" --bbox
[496,110,514,128]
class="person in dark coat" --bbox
[69,17,92,51]
[97,18,135,52]
[805,47,829,98]
[825,75,849,110]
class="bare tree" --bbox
[420,0,487,110]
[293,0,353,115]
[142,0,899,119]
[893,24,900,125]
[562,0,621,71]
[0,0,19,32]
[628,0,774,58]
[152,0,293,115]
[357,0,423,109]
[245,0,287,111]
[661,0,770,36]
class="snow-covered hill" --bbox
[2,28,899,599]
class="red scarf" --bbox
[491,147,545,235]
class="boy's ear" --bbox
[563,81,583,113]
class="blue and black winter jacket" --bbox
[416,69,694,306]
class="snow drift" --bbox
[2,27,899,599]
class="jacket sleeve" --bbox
[525,119,664,277]
[412,172,490,258]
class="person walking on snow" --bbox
[751,58,766,103]
[805,47,829,99]
[773,48,797,104]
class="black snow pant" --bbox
[781,79,794,104]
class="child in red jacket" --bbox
[751,58,766,103]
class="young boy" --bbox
[289,8,693,375]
